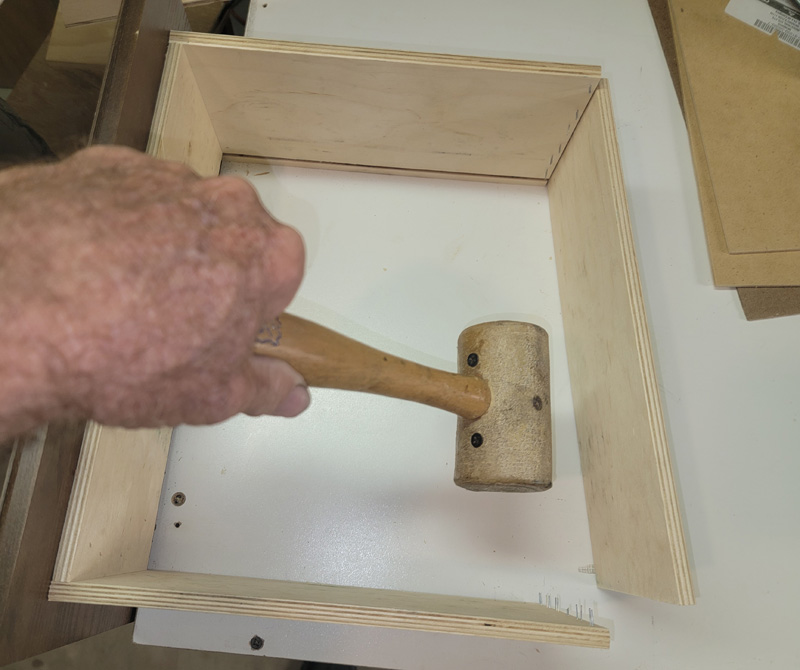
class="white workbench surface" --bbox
[134,1,800,667]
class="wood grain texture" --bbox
[60,0,216,27]
[548,81,694,605]
[50,570,610,649]
[146,44,222,176]
[253,313,490,420]
[91,0,190,150]
[53,424,172,583]
[46,8,116,66]
[175,33,599,180]
[0,423,132,665]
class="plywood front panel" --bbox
[548,82,693,605]
[176,34,599,180]
[50,570,610,648]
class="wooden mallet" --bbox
[253,314,551,492]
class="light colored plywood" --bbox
[46,10,116,66]
[147,44,222,176]
[53,424,172,583]
[50,571,610,648]
[60,0,215,27]
[175,33,599,180]
[548,81,693,605]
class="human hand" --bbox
[0,146,309,439]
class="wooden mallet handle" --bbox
[252,314,491,420]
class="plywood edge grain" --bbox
[146,42,222,176]
[549,80,694,605]
[50,571,610,648]
[52,424,172,583]
[172,31,602,78]
[593,82,694,605]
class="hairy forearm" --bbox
[0,146,308,442]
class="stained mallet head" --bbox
[455,321,551,492]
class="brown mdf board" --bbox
[668,0,800,288]
[49,33,695,649]
[665,0,800,318]
[669,0,800,257]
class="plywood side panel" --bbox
[548,81,693,604]
[175,33,599,180]
[146,44,222,176]
[53,424,172,583]
[50,570,610,648]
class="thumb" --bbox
[242,356,311,418]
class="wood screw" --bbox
[467,353,479,367]
[471,433,483,448]
[171,492,186,506]
[249,635,264,650]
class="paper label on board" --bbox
[726,0,800,50]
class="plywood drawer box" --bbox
[49,33,694,651]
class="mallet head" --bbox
[455,321,551,492]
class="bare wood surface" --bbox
[60,0,217,27]
[54,425,172,583]
[253,314,490,420]
[670,0,800,287]
[176,33,599,180]
[548,81,694,605]
[50,570,610,649]
[146,44,222,176]
[46,8,117,67]
[671,0,800,255]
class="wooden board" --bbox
[667,0,800,287]
[548,81,694,605]
[146,44,222,176]
[670,0,800,255]
[46,9,116,67]
[53,424,173,583]
[176,33,600,181]
[50,570,610,648]
[50,34,691,650]
[60,0,216,27]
